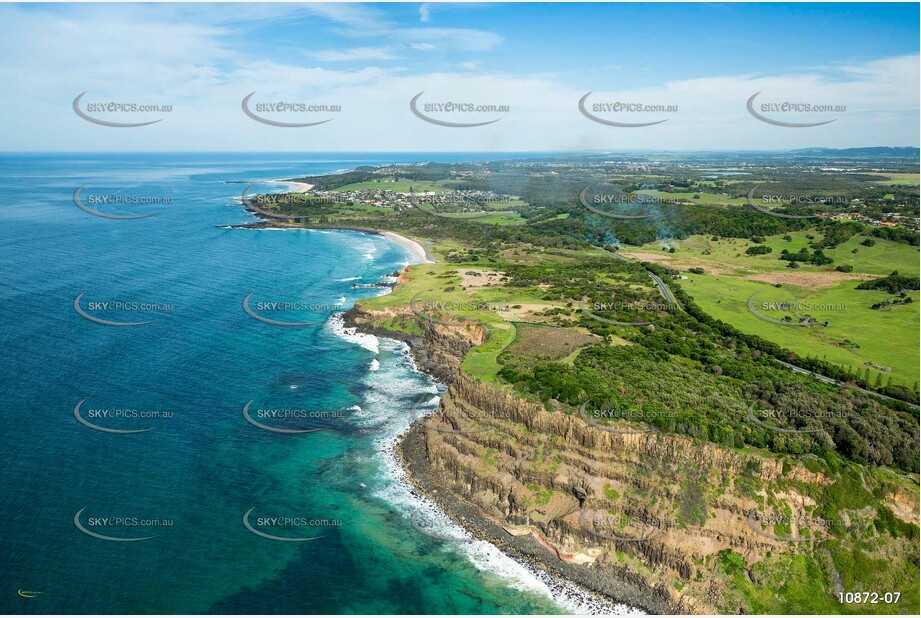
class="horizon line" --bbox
[1,147,918,155]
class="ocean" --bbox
[0,153,632,614]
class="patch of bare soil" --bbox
[619,251,734,276]
[458,269,506,288]
[497,303,557,322]
[744,270,875,288]
[507,324,600,361]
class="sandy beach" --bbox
[226,217,436,265]
[275,180,314,193]
[381,231,436,264]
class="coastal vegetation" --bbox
[256,152,919,614]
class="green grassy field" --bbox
[462,322,517,382]
[623,233,920,387]
[416,202,527,226]
[335,177,455,193]
[360,255,559,383]
[876,173,920,186]
[638,232,919,277]
[682,275,918,386]
[471,211,527,226]
[634,189,749,206]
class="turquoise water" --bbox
[0,153,617,614]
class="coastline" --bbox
[229,180,437,264]
[336,273,659,613]
[231,193,639,613]
[379,230,436,264]
[332,327,627,614]
[398,424,668,615]
[274,179,314,193]
[222,219,436,265]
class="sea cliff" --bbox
[342,267,915,615]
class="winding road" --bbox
[592,245,679,307]
[774,359,918,409]
[591,244,918,410]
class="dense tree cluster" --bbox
[496,259,918,471]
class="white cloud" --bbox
[306,47,396,62]
[0,3,914,151]
[300,2,387,30]
[419,3,433,23]
[393,27,502,52]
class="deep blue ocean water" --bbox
[0,153,627,614]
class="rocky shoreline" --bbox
[342,297,683,615]
[399,423,678,615]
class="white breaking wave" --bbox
[337,276,362,282]
[334,334,637,615]
[324,253,639,615]
[327,313,379,355]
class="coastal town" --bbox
[287,158,920,230]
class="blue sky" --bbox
[0,2,918,151]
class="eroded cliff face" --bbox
[349,297,912,614]
[417,373,837,613]
[343,301,486,384]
